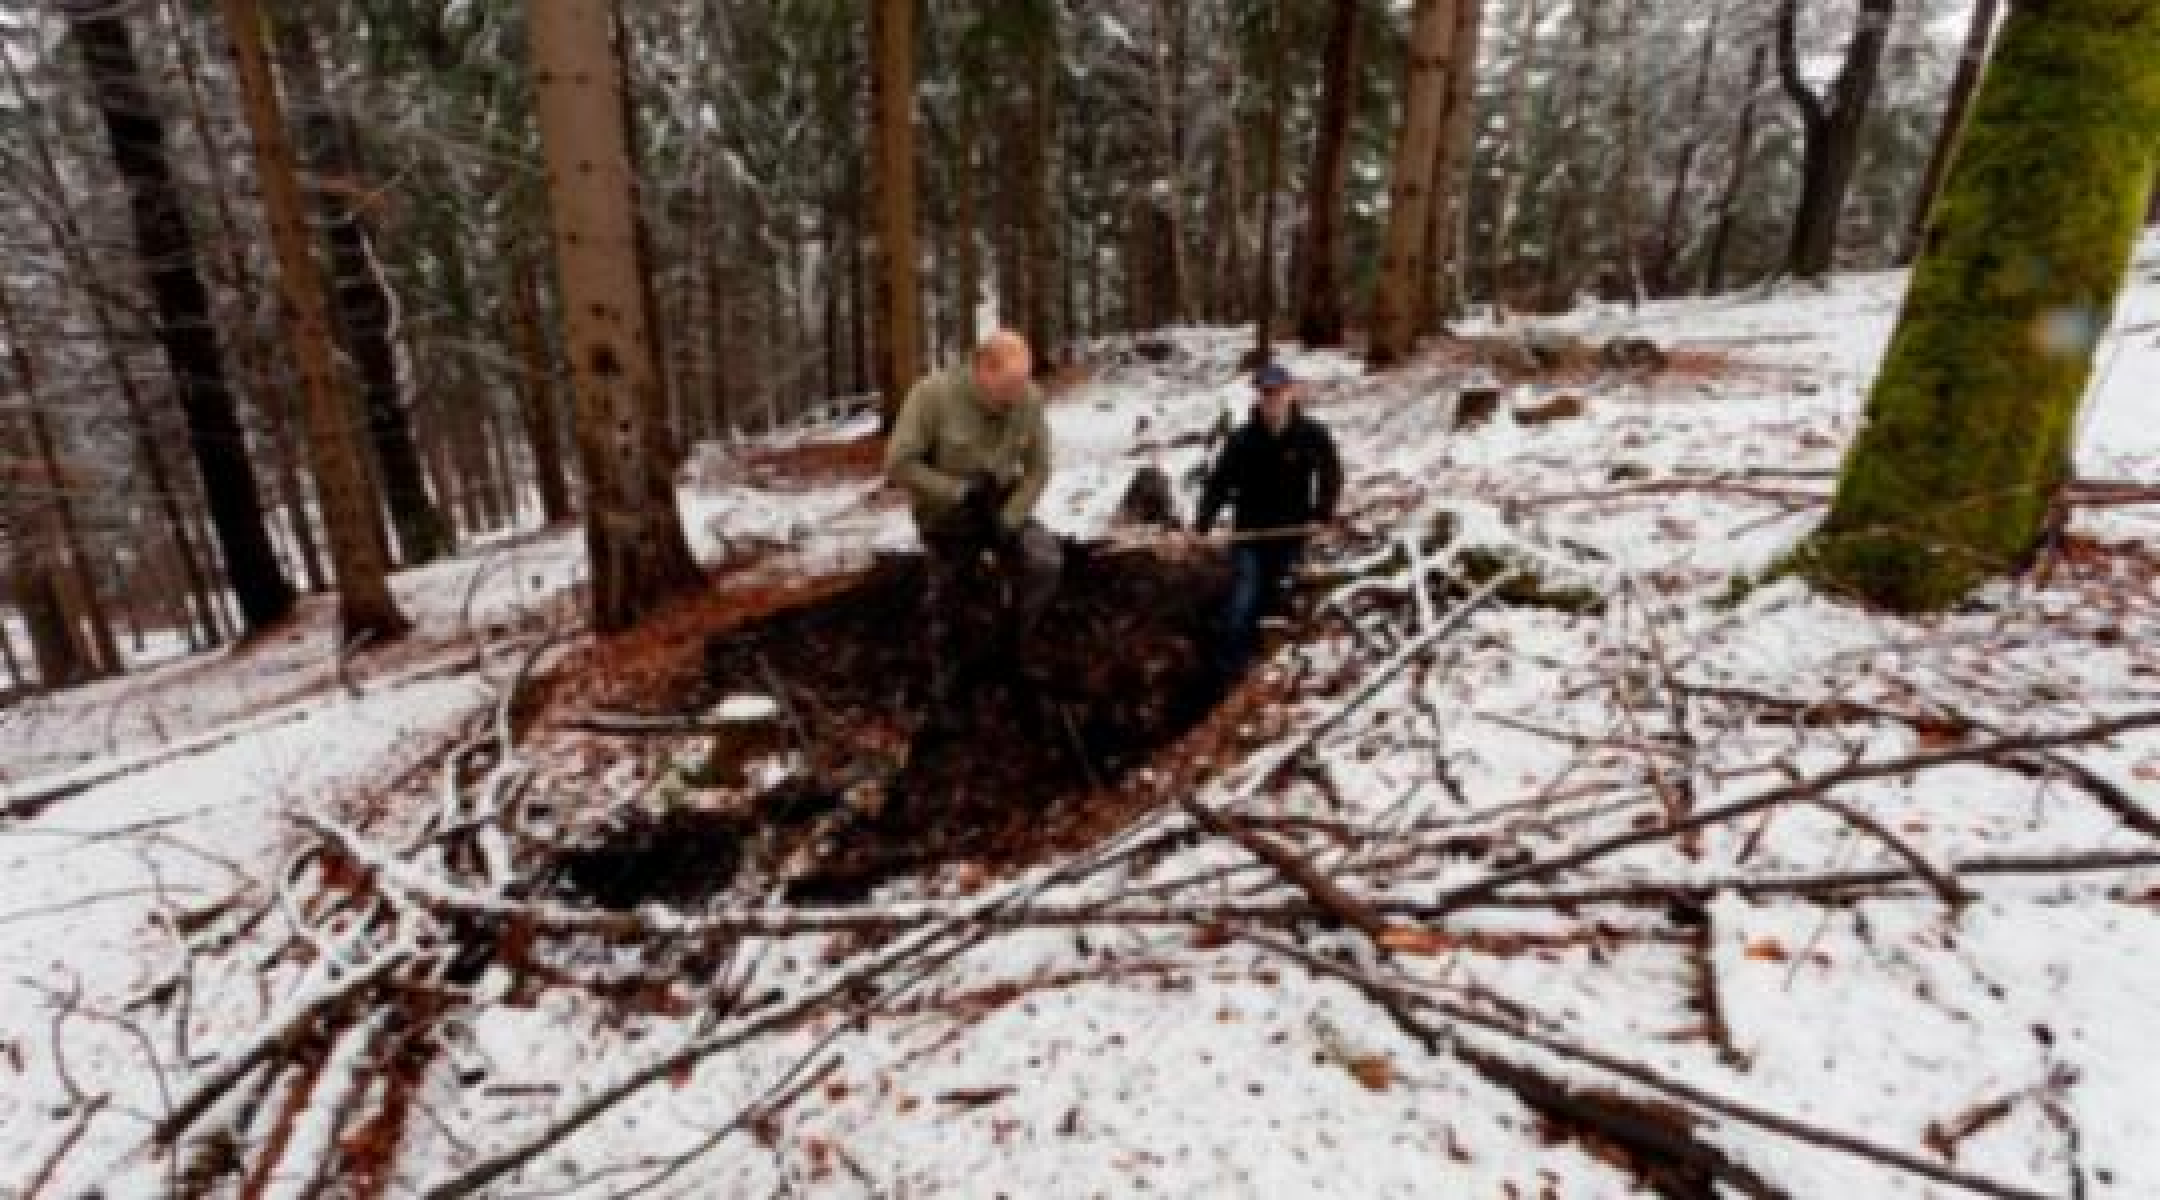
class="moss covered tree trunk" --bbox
[1804,0,2160,612]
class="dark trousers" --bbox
[1217,540,1301,678]
[923,521,1063,705]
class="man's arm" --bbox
[1194,430,1241,534]
[1311,424,1344,522]
[884,375,966,507]
[1000,392,1052,531]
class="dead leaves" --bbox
[1346,1055,1395,1092]
[1742,937,1831,968]
[1742,937,1788,963]
[1378,926,1457,956]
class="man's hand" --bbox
[961,469,1005,525]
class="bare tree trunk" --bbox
[1253,0,1292,361]
[1150,0,1192,325]
[530,0,704,633]
[509,257,575,525]
[1217,51,1247,327]
[1901,0,2000,265]
[1538,0,1599,309]
[954,96,984,349]
[429,220,504,536]
[1295,0,1360,346]
[1612,0,1644,305]
[870,0,924,422]
[10,557,85,691]
[157,0,330,594]
[115,554,146,654]
[484,403,522,529]
[0,283,120,676]
[1651,2,1724,296]
[1421,0,1486,329]
[67,8,295,634]
[177,481,234,643]
[1778,0,1897,280]
[1703,42,1770,294]
[1024,14,1060,369]
[268,8,451,565]
[1487,0,1540,315]
[0,594,25,691]
[217,0,409,644]
[1369,0,1467,367]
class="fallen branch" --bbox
[153,947,412,1146]
[1813,798,1971,909]
[1252,932,2054,1200]
[20,1092,109,1200]
[1436,711,2160,911]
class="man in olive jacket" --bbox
[885,331,1062,716]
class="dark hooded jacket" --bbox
[1195,408,1342,536]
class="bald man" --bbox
[885,331,1062,721]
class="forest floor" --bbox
[6,239,2160,1198]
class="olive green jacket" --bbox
[884,366,1051,536]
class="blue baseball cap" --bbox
[1253,363,1293,391]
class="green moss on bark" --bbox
[1801,0,2160,612]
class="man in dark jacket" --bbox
[1195,363,1343,677]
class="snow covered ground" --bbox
[5,239,2160,1197]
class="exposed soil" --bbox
[553,540,1277,908]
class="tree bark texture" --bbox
[529,0,703,634]
[1368,0,1466,366]
[1806,0,2160,611]
[69,9,295,634]
[1778,0,1896,280]
[1295,0,1361,347]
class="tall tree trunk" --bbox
[1900,0,2000,265]
[1023,15,1059,370]
[0,283,120,676]
[1611,0,1644,304]
[153,0,329,595]
[1487,0,1540,315]
[869,0,923,423]
[1538,0,1599,309]
[509,257,575,525]
[429,220,505,536]
[269,10,451,565]
[1778,0,1897,281]
[1421,0,1486,329]
[1295,0,1360,346]
[0,592,25,692]
[10,558,86,691]
[1703,42,1770,294]
[1805,0,2160,612]
[530,0,703,633]
[1651,2,1724,296]
[217,0,409,644]
[1253,0,1292,361]
[954,96,984,349]
[68,9,294,634]
[1150,0,1192,326]
[1369,0,1466,367]
[116,554,146,653]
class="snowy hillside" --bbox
[5,241,2160,1198]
